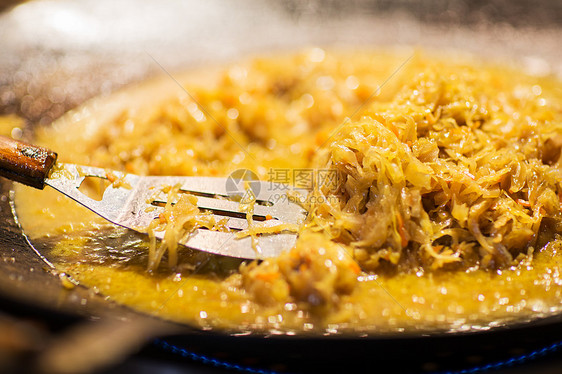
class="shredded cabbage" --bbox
[146,185,227,271]
[305,70,562,271]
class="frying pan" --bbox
[2,1,562,373]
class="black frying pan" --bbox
[2,1,562,373]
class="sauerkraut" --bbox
[14,49,562,332]
[305,70,562,271]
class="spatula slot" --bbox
[178,189,274,207]
[78,176,111,201]
[150,200,270,222]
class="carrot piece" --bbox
[396,214,409,248]
[349,261,361,275]
[105,172,117,183]
[255,272,279,282]
[315,132,327,146]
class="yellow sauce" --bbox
[13,49,562,333]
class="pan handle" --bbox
[0,135,58,189]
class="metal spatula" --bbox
[0,136,307,259]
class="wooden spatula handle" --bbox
[0,135,58,189]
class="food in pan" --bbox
[14,49,562,333]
